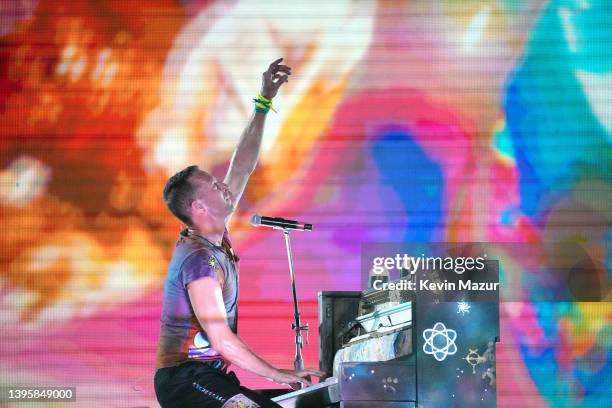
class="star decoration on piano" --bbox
[457,301,471,316]
[422,322,457,361]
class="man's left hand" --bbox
[260,57,291,100]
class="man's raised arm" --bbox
[224,58,291,207]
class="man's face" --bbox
[191,171,234,221]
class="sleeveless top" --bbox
[155,228,239,368]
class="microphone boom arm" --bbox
[251,214,311,372]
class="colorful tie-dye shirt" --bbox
[156,229,239,368]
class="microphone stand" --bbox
[282,229,309,371]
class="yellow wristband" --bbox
[257,93,272,103]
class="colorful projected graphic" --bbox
[0,0,609,406]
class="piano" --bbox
[272,263,500,407]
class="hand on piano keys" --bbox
[273,368,326,390]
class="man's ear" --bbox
[191,199,206,214]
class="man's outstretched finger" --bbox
[298,369,325,378]
[309,369,326,377]
[268,57,283,70]
[276,65,292,74]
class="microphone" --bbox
[250,214,313,231]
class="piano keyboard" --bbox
[271,377,340,408]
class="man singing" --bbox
[154,58,322,407]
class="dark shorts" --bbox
[154,361,282,408]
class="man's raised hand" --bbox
[260,57,291,100]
